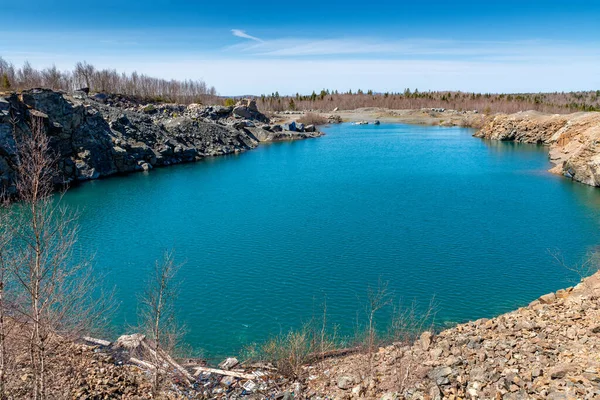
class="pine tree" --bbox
[0,74,10,90]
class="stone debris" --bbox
[328,114,343,124]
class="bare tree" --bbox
[364,279,392,376]
[73,61,95,89]
[0,56,219,103]
[139,251,184,396]
[5,114,112,399]
[0,199,12,398]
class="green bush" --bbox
[1,73,10,90]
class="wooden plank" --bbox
[139,340,195,383]
[193,366,256,380]
[82,336,112,347]
[129,357,156,370]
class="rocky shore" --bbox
[475,111,600,187]
[297,272,600,399]
[64,272,600,399]
[0,89,322,195]
[273,108,485,128]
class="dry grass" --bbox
[244,283,436,380]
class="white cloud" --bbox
[231,29,263,43]
[224,37,600,61]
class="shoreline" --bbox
[81,270,600,399]
[273,107,486,129]
[276,108,600,188]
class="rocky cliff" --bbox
[474,111,600,186]
[0,89,322,195]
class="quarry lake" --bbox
[62,123,600,358]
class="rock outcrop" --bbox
[475,111,600,186]
[0,90,323,194]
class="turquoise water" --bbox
[61,123,600,359]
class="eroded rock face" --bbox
[475,111,600,186]
[0,90,323,194]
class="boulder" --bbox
[92,93,108,102]
[539,292,556,304]
[284,122,297,132]
[233,105,253,119]
[232,99,269,123]
[420,331,433,350]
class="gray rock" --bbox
[427,366,452,385]
[233,105,253,119]
[337,375,355,390]
[550,365,573,379]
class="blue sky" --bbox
[2,0,599,95]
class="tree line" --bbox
[0,57,217,104]
[255,88,600,114]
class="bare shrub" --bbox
[388,297,437,345]
[243,301,339,379]
[247,284,436,381]
[138,251,186,395]
[297,112,328,126]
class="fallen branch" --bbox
[130,357,157,371]
[306,347,361,363]
[193,366,256,380]
[82,336,112,347]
